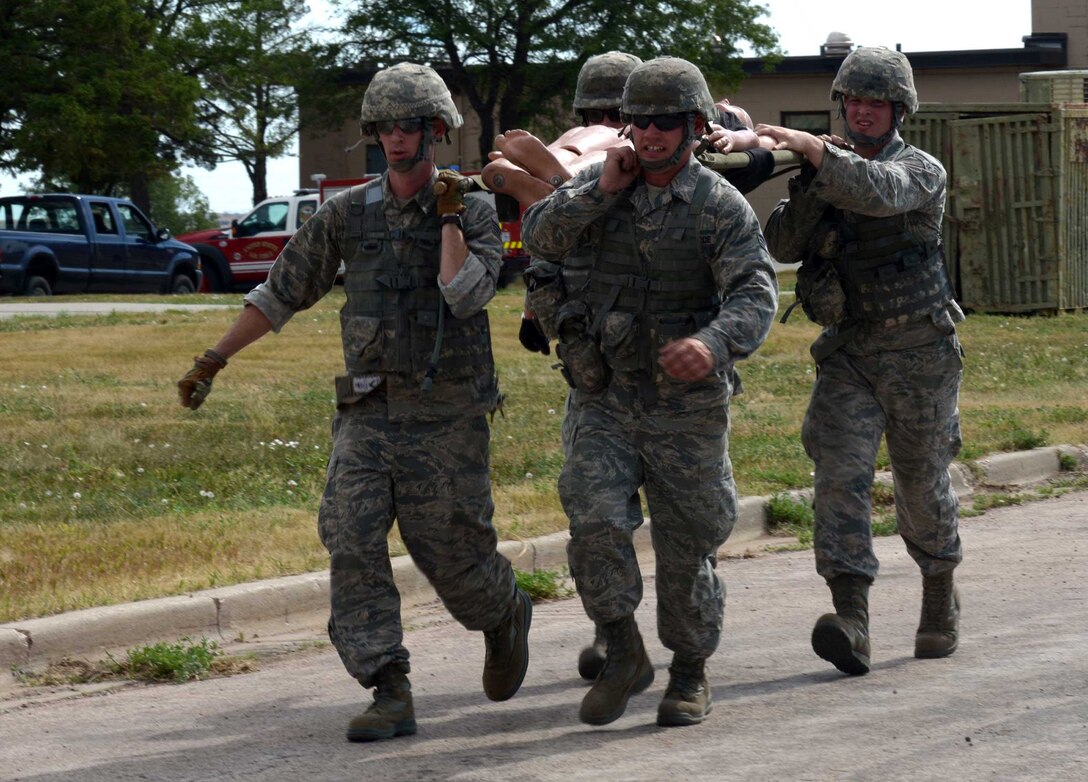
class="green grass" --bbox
[13,636,256,686]
[0,283,1085,622]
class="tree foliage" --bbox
[0,1,321,213]
[187,0,327,205]
[0,1,207,209]
[335,0,781,162]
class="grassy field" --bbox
[1,280,1086,622]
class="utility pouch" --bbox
[524,260,564,341]
[554,301,610,393]
[795,256,847,327]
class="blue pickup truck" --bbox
[0,193,202,296]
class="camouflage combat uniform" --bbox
[765,136,964,583]
[521,156,777,659]
[245,171,518,687]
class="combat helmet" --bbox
[574,51,643,110]
[360,63,462,170]
[622,57,716,170]
[830,47,919,113]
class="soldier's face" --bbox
[844,96,893,139]
[630,117,685,166]
[379,123,425,167]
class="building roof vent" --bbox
[821,32,854,57]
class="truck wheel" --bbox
[23,276,52,297]
[170,274,196,295]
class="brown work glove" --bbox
[177,349,228,410]
[435,169,466,216]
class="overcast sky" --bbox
[1,0,1034,214]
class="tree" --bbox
[189,1,324,205]
[146,173,219,235]
[0,1,209,211]
[335,0,781,163]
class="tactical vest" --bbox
[340,180,495,389]
[577,168,721,376]
[834,210,952,324]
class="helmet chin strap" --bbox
[638,113,695,171]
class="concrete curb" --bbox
[2,445,1084,672]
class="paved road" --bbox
[2,491,1085,781]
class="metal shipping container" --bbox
[901,71,1088,313]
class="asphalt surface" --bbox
[1,487,1085,781]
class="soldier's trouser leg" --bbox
[643,420,735,660]
[802,350,885,581]
[881,336,964,575]
[564,391,643,679]
[395,415,518,630]
[319,405,406,687]
[320,408,515,687]
[560,404,644,625]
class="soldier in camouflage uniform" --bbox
[177,62,532,741]
[522,57,778,728]
[757,47,963,676]
[520,50,645,685]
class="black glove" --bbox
[519,316,550,355]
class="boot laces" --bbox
[921,575,954,626]
[666,657,704,698]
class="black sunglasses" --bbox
[630,113,687,131]
[373,117,426,135]
[583,108,622,124]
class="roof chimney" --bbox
[821,31,854,57]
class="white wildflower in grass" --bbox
[525,472,533,479]
[287,480,298,487]
[45,490,53,497]
[548,408,556,415]
[19,502,26,509]
[41,444,48,448]
[72,492,81,499]
[140,402,148,407]
[137,467,145,474]
[161,499,169,505]
[199,490,216,499]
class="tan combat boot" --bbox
[657,655,712,727]
[346,661,416,742]
[915,571,960,658]
[579,617,655,725]
[482,588,533,701]
[577,624,607,681]
[811,574,871,675]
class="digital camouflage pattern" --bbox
[621,57,717,119]
[764,111,963,585]
[830,47,919,114]
[521,154,778,660]
[801,338,963,581]
[359,62,462,130]
[321,405,517,686]
[574,51,643,110]
[244,169,514,688]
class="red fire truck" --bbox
[176,189,320,292]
